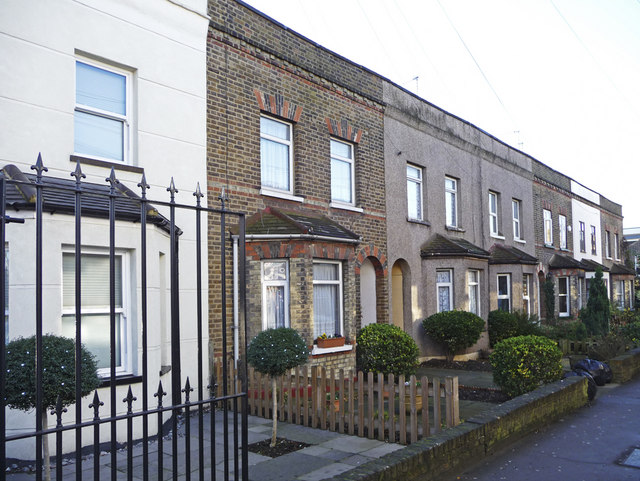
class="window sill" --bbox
[70,155,144,174]
[514,238,526,244]
[446,225,465,233]
[330,202,363,213]
[560,247,570,252]
[407,217,431,227]
[311,343,354,356]
[490,234,506,240]
[260,188,304,203]
[98,374,143,388]
[559,313,571,318]
[544,244,555,249]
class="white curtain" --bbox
[265,285,286,329]
[331,158,352,203]
[313,263,340,337]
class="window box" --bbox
[317,336,345,349]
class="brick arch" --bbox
[354,244,387,277]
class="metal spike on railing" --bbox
[89,391,104,421]
[218,187,229,210]
[138,172,150,199]
[193,182,204,206]
[167,177,178,202]
[206,376,219,398]
[123,386,137,414]
[106,167,119,193]
[70,160,86,185]
[30,152,48,182]
[51,395,68,428]
[154,381,167,407]
[182,377,194,403]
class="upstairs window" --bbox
[260,116,293,193]
[489,192,499,236]
[406,164,423,220]
[605,230,611,258]
[579,222,586,252]
[330,139,355,205]
[614,233,620,260]
[512,199,521,240]
[590,225,597,255]
[543,209,553,246]
[445,177,458,228]
[559,215,567,249]
[313,261,343,338]
[75,60,130,162]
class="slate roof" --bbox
[610,263,635,275]
[420,234,490,259]
[489,244,538,265]
[580,258,610,272]
[2,164,172,233]
[548,253,587,270]
[245,207,360,242]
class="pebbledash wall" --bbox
[206,0,388,371]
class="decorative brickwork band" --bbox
[254,89,303,122]
[325,118,363,143]
[354,244,387,277]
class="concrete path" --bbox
[445,376,640,481]
[6,413,403,480]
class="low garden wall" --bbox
[335,376,588,481]
[609,346,640,383]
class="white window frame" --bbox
[558,276,570,317]
[61,248,131,377]
[3,246,7,344]
[590,225,597,255]
[543,209,553,246]
[579,221,586,252]
[578,277,584,310]
[436,269,453,313]
[406,164,423,221]
[616,280,625,310]
[489,191,499,237]
[260,115,294,195]
[605,230,611,259]
[497,274,511,312]
[74,58,131,163]
[468,270,480,316]
[559,215,567,249]
[330,138,355,207]
[523,274,531,316]
[313,260,344,338]
[614,233,620,260]
[512,199,521,241]
[261,260,290,330]
[445,177,458,228]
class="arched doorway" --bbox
[392,263,404,329]
[360,257,377,327]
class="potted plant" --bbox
[316,333,345,349]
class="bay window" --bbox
[262,260,289,330]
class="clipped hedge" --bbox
[422,310,485,361]
[356,323,419,378]
[490,335,563,397]
[488,310,518,347]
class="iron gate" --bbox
[0,154,248,480]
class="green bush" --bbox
[513,311,543,337]
[488,310,518,347]
[587,333,629,361]
[246,328,308,377]
[5,335,100,412]
[422,311,485,361]
[540,320,587,341]
[356,323,419,378]
[618,321,640,346]
[490,335,563,397]
[582,267,610,336]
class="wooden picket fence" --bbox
[556,338,599,355]
[215,360,459,445]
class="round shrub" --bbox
[490,335,563,397]
[356,323,419,378]
[5,334,100,412]
[618,321,640,346]
[246,328,308,377]
[488,310,518,347]
[422,310,485,361]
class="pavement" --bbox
[445,375,640,481]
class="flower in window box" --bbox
[316,333,345,349]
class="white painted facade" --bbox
[0,0,209,457]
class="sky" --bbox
[242,0,640,227]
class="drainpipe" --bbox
[232,234,239,368]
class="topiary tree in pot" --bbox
[5,334,100,480]
[246,327,308,447]
[356,323,419,378]
[422,310,485,362]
